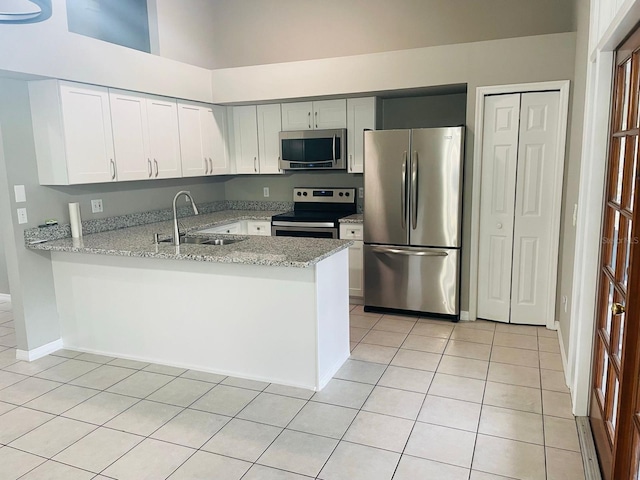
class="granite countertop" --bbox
[339,214,363,224]
[27,210,352,268]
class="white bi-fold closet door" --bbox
[478,91,561,325]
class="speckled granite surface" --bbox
[27,211,351,268]
[339,214,363,224]
[24,201,293,244]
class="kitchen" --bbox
[0,0,593,479]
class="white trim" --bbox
[567,51,615,416]
[16,339,63,362]
[460,310,470,321]
[469,80,571,331]
[0,294,11,302]
[557,320,571,389]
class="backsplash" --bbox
[24,200,294,244]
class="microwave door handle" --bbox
[411,151,418,230]
[333,134,336,165]
[401,152,407,230]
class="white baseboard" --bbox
[0,294,11,302]
[16,339,63,362]
[460,311,470,321]
[557,320,571,389]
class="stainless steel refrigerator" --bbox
[363,127,464,318]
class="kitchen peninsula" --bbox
[28,211,352,391]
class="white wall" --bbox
[0,238,8,294]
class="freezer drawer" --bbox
[364,244,460,316]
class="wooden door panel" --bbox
[591,29,640,480]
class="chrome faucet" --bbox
[172,191,199,246]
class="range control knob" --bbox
[339,192,344,197]
[345,192,350,197]
[296,192,302,196]
[303,192,308,196]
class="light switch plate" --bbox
[17,208,28,224]
[263,187,270,197]
[359,187,364,198]
[91,199,103,213]
[14,185,26,203]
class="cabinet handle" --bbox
[315,111,318,128]
[254,157,258,172]
[349,154,353,172]
[147,159,152,178]
[110,159,116,180]
[204,157,209,175]
[308,112,311,129]
[154,159,159,178]
[209,158,213,174]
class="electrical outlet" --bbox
[91,199,103,213]
[263,187,270,197]
[17,208,28,224]
[359,187,364,198]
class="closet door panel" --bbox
[510,91,561,325]
[477,94,521,323]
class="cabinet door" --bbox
[313,99,347,129]
[257,104,283,174]
[205,106,230,175]
[59,83,115,184]
[347,98,376,173]
[178,103,207,177]
[147,96,182,179]
[109,90,150,182]
[348,241,364,298]
[232,106,260,174]
[281,102,313,131]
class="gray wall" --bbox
[557,0,590,353]
[382,94,467,129]
[0,239,8,294]
[0,78,226,350]
[153,0,576,69]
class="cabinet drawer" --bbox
[340,224,363,240]
[247,221,271,236]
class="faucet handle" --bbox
[153,233,160,244]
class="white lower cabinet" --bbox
[340,224,364,298]
[197,220,271,236]
[246,220,271,236]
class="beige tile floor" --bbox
[0,299,586,479]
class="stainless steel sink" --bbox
[156,235,244,246]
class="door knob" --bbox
[496,223,503,229]
[611,303,626,315]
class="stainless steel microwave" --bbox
[279,128,347,170]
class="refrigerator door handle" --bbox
[333,134,337,165]
[411,151,418,230]
[370,246,448,257]
[401,152,408,230]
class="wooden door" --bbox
[590,29,640,480]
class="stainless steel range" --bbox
[271,187,357,239]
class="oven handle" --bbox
[272,221,336,228]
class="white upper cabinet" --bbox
[146,96,182,179]
[347,97,378,174]
[281,99,346,131]
[29,80,116,185]
[257,104,282,174]
[109,90,152,181]
[231,106,260,174]
[108,90,183,181]
[178,102,229,177]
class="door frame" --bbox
[469,81,571,330]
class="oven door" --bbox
[271,224,338,239]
